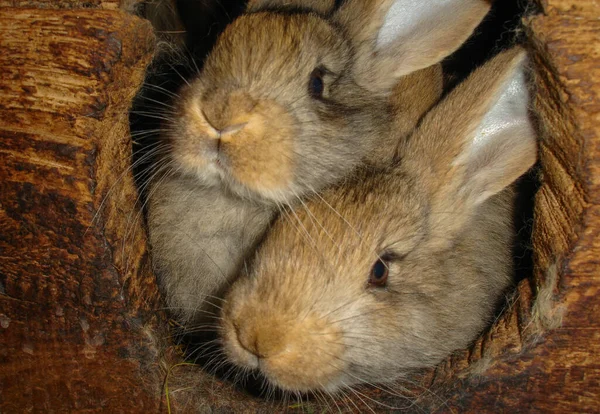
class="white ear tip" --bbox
[375,0,490,49]
[377,0,421,47]
[377,0,453,48]
[470,53,531,142]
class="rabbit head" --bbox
[220,47,537,393]
[166,0,491,203]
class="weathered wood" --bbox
[0,8,163,413]
[0,0,122,9]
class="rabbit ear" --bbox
[335,0,491,93]
[451,57,535,207]
[405,47,537,218]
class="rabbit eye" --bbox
[308,67,325,99]
[369,258,389,287]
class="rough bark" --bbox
[0,1,121,9]
[0,7,162,413]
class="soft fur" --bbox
[147,0,491,324]
[247,0,337,14]
[220,47,538,393]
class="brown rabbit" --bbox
[147,0,492,324]
[220,47,537,393]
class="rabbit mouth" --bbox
[213,156,225,170]
[176,85,299,201]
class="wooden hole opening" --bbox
[0,0,597,412]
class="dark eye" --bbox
[308,67,325,99]
[369,258,389,287]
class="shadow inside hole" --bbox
[512,165,540,285]
[443,0,541,85]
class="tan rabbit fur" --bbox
[220,47,538,393]
[167,11,447,201]
[164,0,492,201]
[247,0,337,14]
[148,0,492,324]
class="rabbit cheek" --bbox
[222,99,296,196]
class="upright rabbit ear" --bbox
[335,0,491,93]
[405,47,537,223]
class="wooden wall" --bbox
[0,2,164,412]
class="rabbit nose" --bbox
[235,321,287,360]
[198,108,220,138]
[199,108,247,144]
[201,90,256,129]
[229,310,347,392]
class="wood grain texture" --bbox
[0,0,122,8]
[0,8,162,413]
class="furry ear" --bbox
[453,60,535,206]
[335,0,491,93]
[405,47,537,220]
